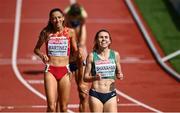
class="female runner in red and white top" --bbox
[34,8,77,112]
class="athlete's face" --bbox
[97,31,111,48]
[50,11,64,29]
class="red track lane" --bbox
[0,0,180,112]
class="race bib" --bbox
[95,59,116,78]
[48,36,68,56]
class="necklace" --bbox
[97,49,110,60]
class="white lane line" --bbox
[0,57,154,65]
[27,80,44,84]
[0,103,140,110]
[162,50,180,62]
[0,105,46,110]
[0,58,42,65]
[12,0,46,101]
[87,18,133,24]
[118,103,140,106]
[0,18,133,24]
[121,57,155,64]
[116,89,163,113]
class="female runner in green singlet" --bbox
[84,29,124,112]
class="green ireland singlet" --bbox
[92,50,116,79]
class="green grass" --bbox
[134,0,180,73]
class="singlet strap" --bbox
[93,51,99,62]
[109,49,115,59]
[92,51,97,75]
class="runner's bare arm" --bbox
[115,51,124,80]
[34,30,49,63]
[78,24,87,47]
[84,53,101,82]
[69,28,78,55]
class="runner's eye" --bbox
[58,16,63,19]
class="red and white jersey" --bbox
[46,27,71,56]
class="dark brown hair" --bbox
[68,3,81,16]
[93,29,112,51]
[45,8,65,33]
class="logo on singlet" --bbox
[111,92,116,97]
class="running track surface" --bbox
[0,0,180,112]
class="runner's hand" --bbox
[95,73,101,80]
[117,73,124,80]
[40,54,49,64]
